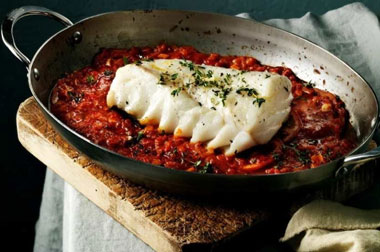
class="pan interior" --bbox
[30,10,378,152]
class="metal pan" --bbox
[2,6,380,197]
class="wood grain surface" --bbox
[16,97,378,252]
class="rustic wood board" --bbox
[17,97,378,251]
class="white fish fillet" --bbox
[107,59,293,155]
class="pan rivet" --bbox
[33,68,40,81]
[72,31,82,44]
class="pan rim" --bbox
[28,9,380,180]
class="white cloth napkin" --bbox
[34,3,380,252]
[34,170,152,252]
[281,200,380,252]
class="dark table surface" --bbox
[1,1,380,251]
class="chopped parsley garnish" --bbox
[323,149,332,159]
[172,147,178,154]
[175,60,265,108]
[194,68,203,77]
[104,70,113,76]
[298,150,310,164]
[86,75,95,84]
[122,56,129,65]
[223,73,232,85]
[193,160,202,167]
[272,153,281,161]
[265,74,271,79]
[308,139,318,145]
[136,131,144,142]
[206,70,213,78]
[252,97,266,107]
[284,86,289,92]
[212,89,220,96]
[188,63,219,88]
[157,71,180,86]
[67,91,83,103]
[304,80,316,88]
[283,145,310,164]
[158,74,166,85]
[220,87,232,106]
[134,60,142,66]
[171,87,183,96]
[236,87,258,96]
[212,87,232,106]
[199,162,213,174]
[171,73,178,80]
[272,152,283,167]
[179,60,194,71]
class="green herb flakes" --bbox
[123,56,130,65]
[193,160,202,167]
[136,131,144,142]
[206,70,213,78]
[252,97,266,107]
[171,87,183,96]
[158,74,166,85]
[171,73,178,80]
[86,75,95,84]
[304,80,316,88]
[67,91,83,103]
[298,150,310,164]
[179,60,194,71]
[236,87,258,97]
[199,162,213,174]
[104,70,113,76]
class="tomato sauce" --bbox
[50,44,357,175]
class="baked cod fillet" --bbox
[107,59,293,155]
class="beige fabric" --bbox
[281,200,380,252]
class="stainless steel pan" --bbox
[3,6,380,197]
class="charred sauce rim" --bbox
[50,44,357,175]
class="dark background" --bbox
[1,1,380,251]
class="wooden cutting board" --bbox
[16,97,378,252]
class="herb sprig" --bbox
[198,162,213,174]
[252,97,266,107]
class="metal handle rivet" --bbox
[72,31,82,44]
[33,68,40,80]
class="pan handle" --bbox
[343,146,380,166]
[1,6,73,69]
[336,145,380,177]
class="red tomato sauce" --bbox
[50,44,357,174]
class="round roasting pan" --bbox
[2,6,380,197]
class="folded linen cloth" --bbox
[34,2,380,252]
[265,2,380,99]
[281,200,380,252]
